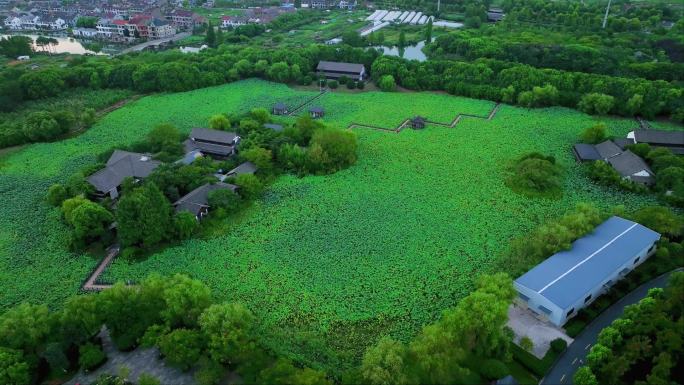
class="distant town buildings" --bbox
[220,6,295,29]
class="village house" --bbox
[174,182,239,220]
[73,27,99,38]
[573,140,655,185]
[184,128,240,159]
[165,9,205,30]
[87,150,162,199]
[316,61,366,81]
[628,129,684,155]
[514,216,660,327]
[272,102,289,115]
[309,106,325,119]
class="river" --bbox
[374,40,428,62]
[1,33,111,55]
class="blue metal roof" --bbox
[515,216,660,310]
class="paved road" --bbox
[541,268,683,385]
[116,32,191,56]
[66,327,196,385]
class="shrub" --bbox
[550,338,567,353]
[357,81,365,89]
[234,174,264,200]
[347,81,356,89]
[378,75,396,92]
[580,123,607,144]
[328,80,338,89]
[22,111,63,142]
[46,184,69,206]
[208,114,231,130]
[194,356,224,385]
[79,343,106,371]
[520,336,534,352]
[307,128,358,174]
[158,329,204,371]
[578,93,615,115]
[138,373,161,385]
[506,153,563,197]
[207,188,241,211]
[479,358,509,380]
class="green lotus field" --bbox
[0,79,664,373]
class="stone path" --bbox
[348,102,501,133]
[66,327,196,385]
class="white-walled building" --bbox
[514,216,660,327]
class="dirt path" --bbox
[82,245,119,291]
[348,102,501,133]
[97,95,141,117]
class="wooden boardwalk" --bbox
[348,102,501,133]
[82,245,119,291]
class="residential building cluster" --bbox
[2,0,208,42]
[220,6,295,28]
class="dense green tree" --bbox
[0,303,51,356]
[308,129,358,174]
[67,199,114,248]
[0,35,32,57]
[425,19,433,43]
[250,108,271,125]
[241,146,273,172]
[208,114,231,131]
[158,329,205,371]
[205,22,216,47]
[207,188,240,211]
[19,70,64,99]
[22,111,63,142]
[630,206,683,237]
[0,347,30,385]
[174,211,199,239]
[199,303,256,366]
[506,153,563,196]
[161,274,212,328]
[234,174,264,200]
[147,123,181,154]
[258,358,331,385]
[578,93,615,115]
[378,74,396,92]
[580,123,607,144]
[46,183,69,206]
[361,337,410,385]
[116,183,173,249]
[268,62,291,83]
[574,366,599,385]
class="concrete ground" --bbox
[507,305,573,358]
[66,327,196,385]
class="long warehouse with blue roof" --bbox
[514,216,660,327]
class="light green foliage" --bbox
[208,114,231,131]
[378,75,396,92]
[46,184,69,206]
[161,274,212,328]
[79,343,106,371]
[207,188,240,212]
[573,366,598,385]
[116,183,173,249]
[175,211,199,239]
[240,146,273,172]
[630,206,683,237]
[506,152,563,197]
[581,123,607,144]
[519,336,534,352]
[578,93,615,115]
[258,358,332,385]
[361,337,410,385]
[67,199,114,248]
[0,80,665,373]
[0,303,51,355]
[138,373,161,385]
[0,347,30,385]
[199,303,255,365]
[234,174,264,200]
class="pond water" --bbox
[1,34,109,55]
[374,40,427,62]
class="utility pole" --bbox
[437,0,441,12]
[602,0,612,29]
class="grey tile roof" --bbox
[309,106,324,113]
[612,137,634,150]
[226,161,257,176]
[174,182,238,215]
[316,61,365,74]
[634,129,684,146]
[264,123,283,131]
[607,150,654,180]
[184,139,235,157]
[189,128,238,145]
[573,143,601,161]
[595,140,622,159]
[87,151,161,193]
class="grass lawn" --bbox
[0,79,671,374]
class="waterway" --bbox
[1,33,112,55]
[374,40,427,62]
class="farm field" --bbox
[0,79,671,374]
